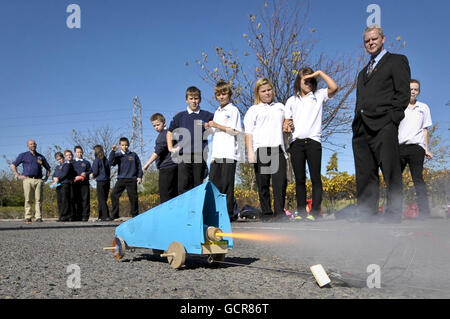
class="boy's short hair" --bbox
[119,137,130,145]
[410,79,421,89]
[74,145,83,152]
[185,86,201,100]
[64,149,73,155]
[54,152,64,159]
[151,113,166,123]
[214,80,233,98]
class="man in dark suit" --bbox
[352,25,411,223]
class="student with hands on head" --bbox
[284,68,338,221]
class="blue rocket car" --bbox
[106,181,233,269]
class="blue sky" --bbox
[1,0,449,174]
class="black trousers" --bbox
[254,146,287,217]
[111,178,139,218]
[399,144,430,216]
[57,183,72,221]
[209,159,237,218]
[96,180,110,220]
[159,166,178,203]
[289,138,323,215]
[178,153,207,195]
[352,121,403,217]
[73,182,90,220]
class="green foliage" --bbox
[326,152,339,176]
[236,162,256,191]
[142,167,159,194]
[0,172,24,207]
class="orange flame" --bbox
[216,232,293,243]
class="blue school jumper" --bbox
[155,129,177,170]
[108,150,143,218]
[92,157,111,181]
[53,162,75,221]
[168,109,214,155]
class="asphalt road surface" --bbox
[1,217,449,300]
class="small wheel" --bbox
[166,242,186,269]
[112,237,126,260]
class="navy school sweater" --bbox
[168,109,214,155]
[155,129,177,170]
[72,159,92,184]
[91,157,111,182]
[108,150,143,180]
[53,162,76,184]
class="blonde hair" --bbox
[364,24,384,37]
[254,78,275,104]
[214,80,233,98]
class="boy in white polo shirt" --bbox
[207,80,243,221]
[244,78,288,222]
[285,68,338,221]
[398,79,433,218]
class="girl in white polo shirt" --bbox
[208,80,243,221]
[285,68,338,221]
[398,79,433,218]
[244,78,288,222]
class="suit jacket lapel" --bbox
[364,52,391,84]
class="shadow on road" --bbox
[122,253,259,271]
[0,223,119,231]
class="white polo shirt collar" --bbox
[187,106,200,114]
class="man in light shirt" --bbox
[398,79,433,218]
